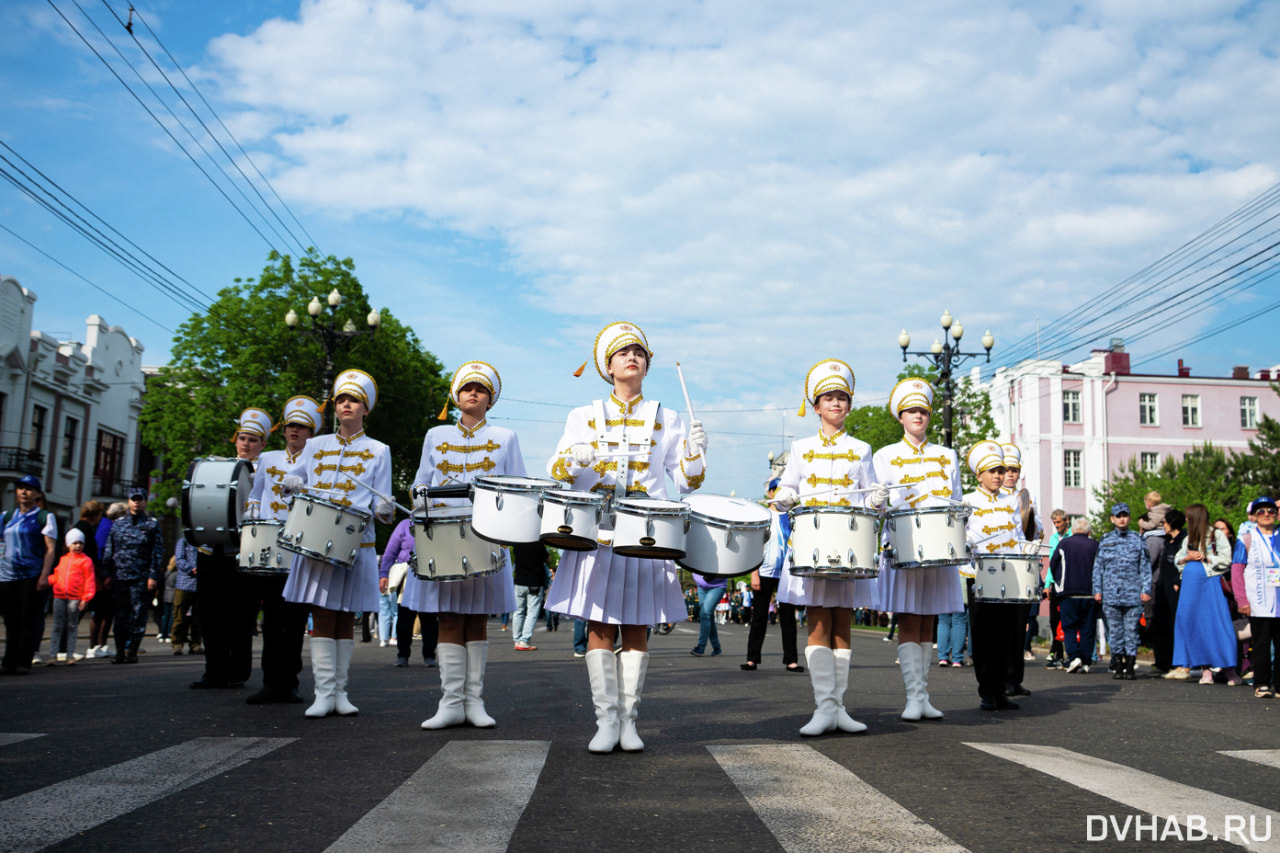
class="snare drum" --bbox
[884,505,972,569]
[677,494,770,577]
[539,490,606,552]
[277,493,371,569]
[788,505,880,579]
[612,498,690,559]
[971,554,1042,603]
[411,508,506,581]
[238,520,288,575]
[181,457,253,547]
[471,475,564,545]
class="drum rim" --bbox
[789,504,881,518]
[292,492,373,519]
[473,475,563,492]
[614,498,689,515]
[678,557,765,577]
[540,489,607,506]
[885,504,971,518]
[686,511,770,530]
[974,553,1043,565]
[412,508,473,523]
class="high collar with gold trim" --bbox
[609,392,644,415]
[284,447,304,464]
[335,429,366,446]
[902,434,929,454]
[974,487,1002,503]
[817,428,845,447]
[456,418,487,439]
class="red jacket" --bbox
[52,552,97,602]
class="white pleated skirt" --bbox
[874,557,965,614]
[400,564,516,614]
[283,547,379,612]
[546,545,686,625]
[777,564,874,609]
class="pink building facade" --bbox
[986,344,1280,519]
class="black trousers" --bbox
[1148,585,1179,671]
[0,576,39,670]
[396,604,438,661]
[196,550,255,684]
[1250,616,1279,690]
[243,575,308,692]
[968,580,1022,699]
[1005,601,1032,687]
[744,575,799,666]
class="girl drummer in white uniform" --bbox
[545,321,707,754]
[772,359,887,736]
[872,378,963,721]
[406,361,525,730]
[281,369,394,718]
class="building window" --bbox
[1062,390,1081,424]
[62,417,79,468]
[30,404,47,456]
[1064,449,1082,488]
[95,429,125,492]
[1140,452,1159,473]
[1241,396,1259,430]
[1182,394,1201,428]
[1139,393,1158,426]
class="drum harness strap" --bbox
[592,398,659,521]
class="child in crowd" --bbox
[49,528,96,665]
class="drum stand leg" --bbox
[617,650,649,752]
[305,638,337,718]
[422,644,467,729]
[586,649,620,753]
[799,646,838,736]
[334,639,358,716]
[463,641,496,728]
[832,648,866,733]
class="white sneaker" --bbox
[31,654,42,664]
[1023,651,1037,662]
[379,640,388,648]
[72,653,84,661]
[1066,657,1082,673]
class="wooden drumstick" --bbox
[676,361,707,465]
[334,468,414,517]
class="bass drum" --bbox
[181,457,252,548]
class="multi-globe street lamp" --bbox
[898,310,994,449]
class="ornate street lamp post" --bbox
[898,310,994,448]
[284,289,380,431]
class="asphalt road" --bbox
[2,619,1278,852]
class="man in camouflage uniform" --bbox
[1092,502,1150,681]
[102,487,164,663]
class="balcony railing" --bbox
[92,478,144,500]
[0,447,44,477]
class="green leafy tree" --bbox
[1232,401,1280,499]
[1091,443,1251,535]
[140,250,449,512]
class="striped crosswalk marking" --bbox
[0,734,44,748]
[709,744,970,853]
[0,736,294,853]
[325,740,550,853]
[968,743,1280,852]
[1222,749,1280,771]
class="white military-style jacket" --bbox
[779,431,876,508]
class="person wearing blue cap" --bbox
[740,478,803,673]
[1,475,57,673]
[1230,497,1280,698]
[1091,503,1150,680]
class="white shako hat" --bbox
[593,321,652,383]
[967,440,1006,477]
[236,407,273,438]
[800,359,855,416]
[450,361,502,406]
[888,377,934,416]
[1001,443,1023,468]
[334,369,378,412]
[282,395,323,430]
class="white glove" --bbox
[772,485,798,511]
[243,503,259,521]
[280,475,305,496]
[685,420,708,458]
[375,498,395,523]
[869,482,890,510]
[571,443,596,466]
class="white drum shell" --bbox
[411,509,505,582]
[471,476,563,545]
[238,520,288,575]
[181,457,253,548]
[612,498,689,560]
[678,495,770,578]
[885,505,972,569]
[788,506,881,579]
[277,494,370,569]
[539,490,605,552]
[972,554,1042,603]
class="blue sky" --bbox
[4,0,1280,499]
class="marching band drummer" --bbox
[241,395,322,704]
[771,359,887,736]
[280,370,394,718]
[872,378,963,721]
[545,321,707,754]
[963,440,1026,711]
[999,442,1042,699]
[407,361,525,730]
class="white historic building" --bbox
[0,274,148,520]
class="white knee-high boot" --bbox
[899,643,923,721]
[305,638,337,718]
[464,641,496,728]
[617,650,649,752]
[799,645,837,736]
[585,649,620,753]
[422,643,467,729]
[916,642,943,719]
[334,639,358,716]
[832,647,866,733]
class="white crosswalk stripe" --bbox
[0,736,295,853]
[325,740,550,853]
[968,743,1280,852]
[1222,749,1280,771]
[709,744,970,853]
[0,734,44,748]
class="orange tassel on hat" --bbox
[573,361,586,378]
[437,399,450,421]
